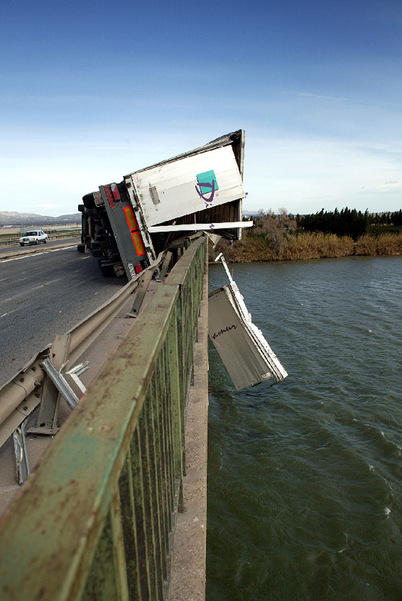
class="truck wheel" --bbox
[113,264,126,278]
[82,193,96,209]
[77,243,85,253]
[91,241,102,257]
[100,262,115,277]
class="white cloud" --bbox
[243,136,402,214]
[1,124,401,217]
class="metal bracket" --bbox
[11,362,87,486]
[27,334,72,436]
[40,358,80,410]
[65,362,89,397]
[13,419,30,484]
[155,251,173,283]
[127,268,154,318]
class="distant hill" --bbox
[0,211,81,226]
[1,209,260,227]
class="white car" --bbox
[19,230,49,246]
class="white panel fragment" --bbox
[208,255,288,390]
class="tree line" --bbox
[296,208,402,239]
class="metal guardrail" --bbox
[0,236,207,601]
[0,265,142,447]
[0,249,169,448]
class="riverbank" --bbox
[212,232,402,262]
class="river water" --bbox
[206,256,401,601]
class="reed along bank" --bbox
[213,210,402,263]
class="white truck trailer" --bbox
[78,130,252,278]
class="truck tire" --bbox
[99,261,115,277]
[82,193,96,209]
[77,243,85,253]
[91,241,102,257]
[113,264,126,278]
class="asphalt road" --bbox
[0,244,126,388]
[0,236,80,256]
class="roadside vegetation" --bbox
[212,208,402,262]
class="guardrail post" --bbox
[28,334,71,436]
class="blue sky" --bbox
[1,0,401,216]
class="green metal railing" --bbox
[0,236,207,601]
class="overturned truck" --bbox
[78,130,252,279]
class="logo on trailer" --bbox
[195,170,219,206]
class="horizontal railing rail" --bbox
[0,235,207,601]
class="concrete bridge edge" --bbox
[170,268,209,601]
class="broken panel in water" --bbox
[208,255,288,390]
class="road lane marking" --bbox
[49,246,76,252]
[1,278,62,305]
[1,308,19,319]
